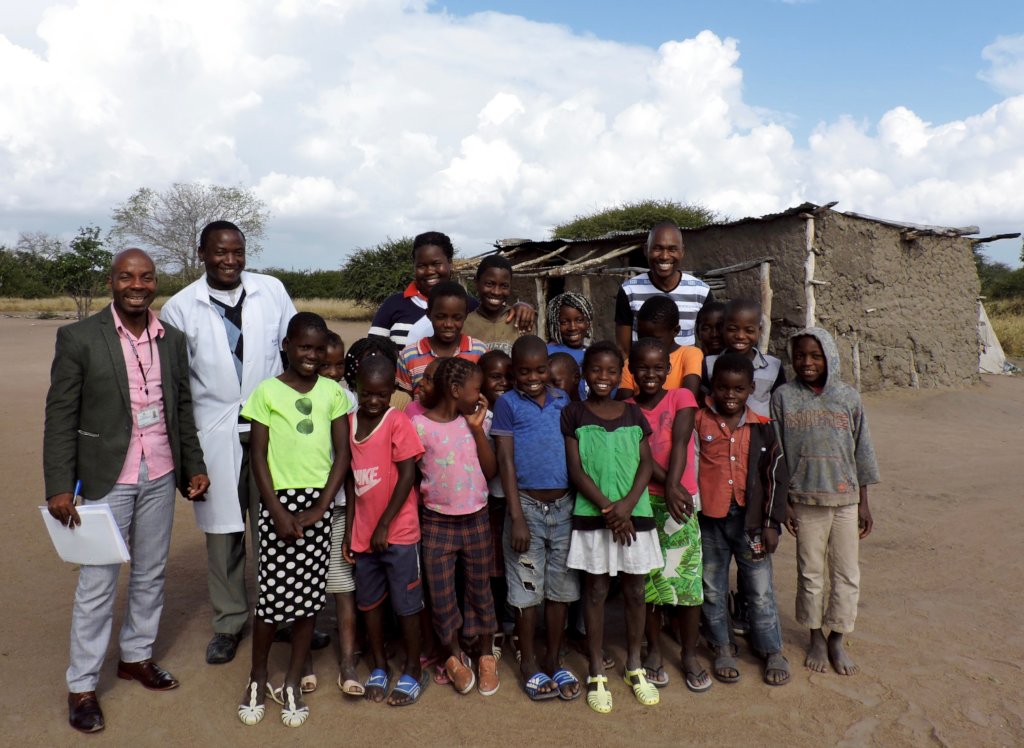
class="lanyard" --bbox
[125,324,154,398]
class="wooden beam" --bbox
[701,256,774,278]
[535,277,548,338]
[759,261,772,352]
[803,215,816,328]
[972,233,1021,244]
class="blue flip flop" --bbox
[388,672,428,706]
[365,668,390,701]
[524,672,560,701]
[551,668,582,701]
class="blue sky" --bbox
[1,0,1023,268]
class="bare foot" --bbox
[827,632,859,676]
[805,630,829,673]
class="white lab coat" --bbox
[161,272,296,533]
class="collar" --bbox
[403,281,427,302]
[198,271,256,303]
[749,347,769,369]
[511,384,565,408]
[702,395,758,428]
[416,334,472,356]
[110,302,164,340]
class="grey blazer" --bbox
[43,305,207,500]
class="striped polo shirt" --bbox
[614,271,712,347]
[396,334,488,395]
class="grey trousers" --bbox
[67,458,176,692]
[205,431,261,635]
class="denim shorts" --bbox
[503,492,580,609]
[353,543,424,617]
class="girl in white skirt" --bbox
[561,341,662,714]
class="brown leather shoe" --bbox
[116,659,180,691]
[68,691,105,734]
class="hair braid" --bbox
[546,292,594,345]
[434,356,479,403]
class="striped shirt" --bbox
[370,282,481,349]
[614,271,712,347]
[396,334,488,395]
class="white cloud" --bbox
[0,1,1022,269]
[979,34,1024,96]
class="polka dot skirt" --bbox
[255,487,331,624]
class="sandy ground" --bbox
[2,315,1022,748]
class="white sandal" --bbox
[300,674,318,693]
[237,680,265,726]
[280,685,309,728]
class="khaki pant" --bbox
[206,431,261,635]
[793,503,860,633]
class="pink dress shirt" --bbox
[111,305,175,483]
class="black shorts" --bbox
[353,543,424,617]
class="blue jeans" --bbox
[699,503,783,656]
[503,492,579,609]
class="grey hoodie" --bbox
[769,327,880,507]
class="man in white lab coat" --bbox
[161,221,297,664]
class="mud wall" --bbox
[813,212,979,390]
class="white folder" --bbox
[39,504,131,565]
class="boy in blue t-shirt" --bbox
[491,335,581,702]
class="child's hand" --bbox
[465,395,489,430]
[273,513,304,542]
[665,484,694,523]
[784,503,799,537]
[296,506,326,529]
[509,516,531,554]
[602,501,633,533]
[342,533,355,565]
[763,526,780,554]
[858,503,873,539]
[370,522,390,553]
[612,521,636,546]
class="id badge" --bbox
[136,406,160,429]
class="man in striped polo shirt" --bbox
[614,222,714,356]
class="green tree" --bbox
[337,237,414,307]
[552,199,718,239]
[0,247,55,298]
[53,226,113,320]
[110,183,269,281]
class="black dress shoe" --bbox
[206,632,242,664]
[68,691,105,734]
[273,626,331,650]
[116,659,180,690]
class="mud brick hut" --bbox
[455,202,1012,391]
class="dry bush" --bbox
[990,312,1024,358]
[294,298,374,321]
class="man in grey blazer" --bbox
[44,248,209,734]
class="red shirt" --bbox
[111,305,174,484]
[349,408,425,552]
[628,388,698,496]
[396,334,487,395]
[694,400,767,518]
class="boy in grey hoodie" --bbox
[770,327,879,676]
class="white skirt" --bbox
[567,528,662,576]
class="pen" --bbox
[70,479,81,528]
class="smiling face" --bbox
[557,304,590,348]
[646,226,684,285]
[454,369,484,416]
[637,318,680,351]
[711,368,753,417]
[723,308,761,356]
[413,243,452,296]
[480,356,512,407]
[109,250,157,322]
[320,343,345,382]
[476,266,512,316]
[511,349,549,403]
[357,369,395,419]
[199,229,245,290]
[428,294,468,345]
[792,335,828,387]
[284,327,328,379]
[632,345,670,397]
[582,350,622,399]
[416,357,442,403]
[698,309,725,355]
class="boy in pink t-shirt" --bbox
[342,357,426,706]
[625,337,710,693]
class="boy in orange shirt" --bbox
[617,295,702,400]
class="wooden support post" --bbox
[803,216,816,328]
[581,275,591,302]
[535,277,548,339]
[852,337,861,392]
[759,261,772,352]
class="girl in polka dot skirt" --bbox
[237,313,353,728]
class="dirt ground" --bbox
[2,316,1022,747]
